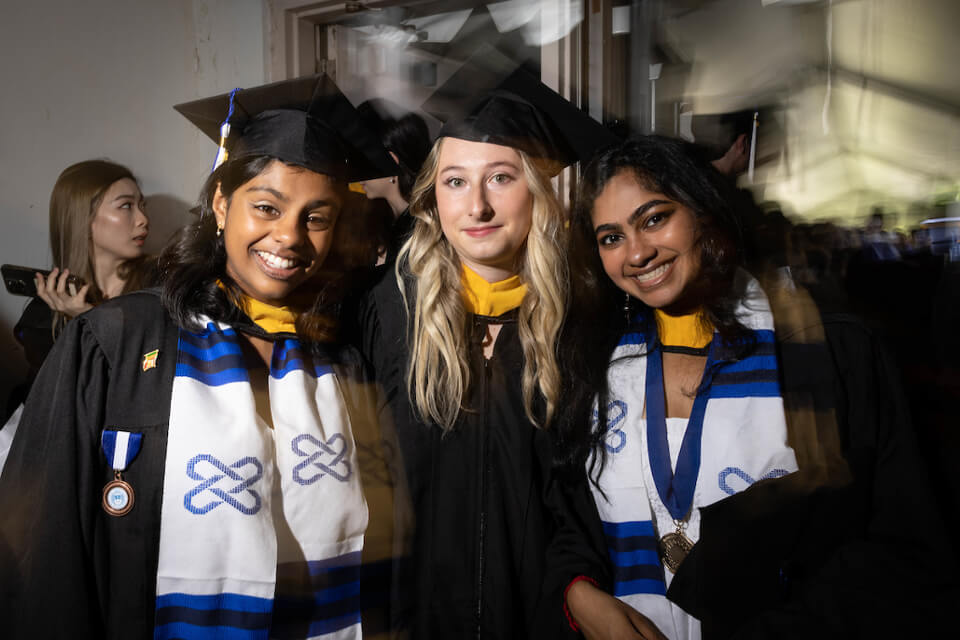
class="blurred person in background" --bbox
[9,159,154,409]
[357,98,432,264]
[16,162,152,368]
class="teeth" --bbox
[634,262,670,283]
[256,250,297,269]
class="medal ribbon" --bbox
[101,430,143,472]
[645,335,718,522]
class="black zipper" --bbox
[476,324,491,639]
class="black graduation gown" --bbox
[665,312,958,639]
[0,290,380,639]
[357,269,598,640]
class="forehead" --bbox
[244,160,342,201]
[437,137,523,169]
[103,177,140,199]
[591,170,667,222]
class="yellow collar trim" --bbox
[654,308,713,349]
[218,280,299,335]
[460,264,527,316]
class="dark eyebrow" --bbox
[303,199,336,210]
[627,199,673,225]
[245,185,288,202]
[594,222,621,235]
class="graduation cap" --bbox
[421,45,619,174]
[174,74,397,182]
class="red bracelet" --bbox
[563,575,599,632]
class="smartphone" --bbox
[2,264,86,298]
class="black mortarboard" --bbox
[174,74,397,182]
[421,46,619,174]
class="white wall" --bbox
[0,0,266,409]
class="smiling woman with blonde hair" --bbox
[356,49,618,639]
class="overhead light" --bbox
[762,0,822,6]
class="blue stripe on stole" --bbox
[601,521,666,596]
[176,325,250,386]
[271,552,366,637]
[154,592,272,639]
[270,338,335,380]
[617,331,647,347]
[154,622,269,640]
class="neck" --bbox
[461,259,516,284]
[385,191,408,218]
[92,249,127,298]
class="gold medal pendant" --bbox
[102,470,135,516]
[658,520,694,573]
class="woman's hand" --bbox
[35,268,92,317]
[567,580,668,640]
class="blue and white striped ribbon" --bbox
[101,430,143,472]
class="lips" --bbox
[253,249,304,279]
[628,259,673,288]
[463,225,501,238]
[132,234,147,246]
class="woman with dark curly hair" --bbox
[0,75,404,639]
[555,136,953,639]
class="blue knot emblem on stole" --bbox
[591,400,628,454]
[184,454,264,514]
[718,466,791,496]
[291,433,352,484]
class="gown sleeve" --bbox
[0,312,111,637]
[535,431,613,637]
[667,318,957,639]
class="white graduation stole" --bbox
[154,319,368,640]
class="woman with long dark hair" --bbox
[0,75,403,639]
[556,136,954,639]
[14,159,152,389]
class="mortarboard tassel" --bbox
[211,87,242,173]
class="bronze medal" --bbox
[102,472,135,516]
[658,522,694,573]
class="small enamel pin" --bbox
[142,349,159,372]
[101,430,142,516]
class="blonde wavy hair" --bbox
[396,138,569,431]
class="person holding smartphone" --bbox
[12,160,153,401]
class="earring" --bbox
[389,177,396,184]
[216,224,223,237]
[623,292,632,325]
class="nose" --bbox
[469,184,494,221]
[272,212,306,248]
[135,203,149,230]
[626,232,655,267]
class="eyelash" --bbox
[254,203,280,216]
[598,233,622,247]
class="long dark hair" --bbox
[49,159,153,335]
[159,155,361,342]
[556,135,753,476]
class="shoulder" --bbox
[73,288,176,359]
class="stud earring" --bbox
[389,177,396,184]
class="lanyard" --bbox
[644,338,717,522]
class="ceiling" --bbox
[660,0,960,225]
